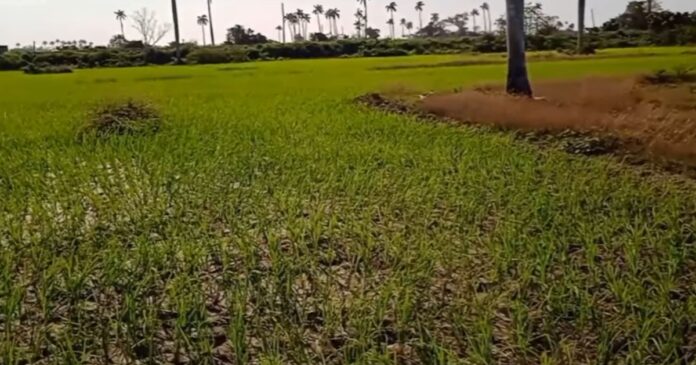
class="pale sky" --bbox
[0,0,693,46]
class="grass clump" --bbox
[80,99,161,138]
[639,65,696,84]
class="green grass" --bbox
[1,48,695,364]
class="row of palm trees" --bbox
[115,0,530,97]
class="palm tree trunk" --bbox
[488,10,493,33]
[171,0,182,63]
[419,11,423,29]
[364,4,369,33]
[120,20,125,38]
[390,13,394,37]
[201,25,206,46]
[505,0,532,96]
[207,0,216,46]
[577,0,586,53]
[472,15,477,33]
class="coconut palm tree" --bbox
[313,5,325,34]
[399,18,407,37]
[301,12,312,38]
[386,2,397,38]
[480,3,488,32]
[295,9,308,39]
[354,9,365,37]
[415,1,425,29]
[482,2,492,33]
[197,15,209,45]
[577,0,586,53]
[357,0,368,35]
[387,18,395,37]
[171,0,182,63]
[406,21,414,35]
[505,0,532,96]
[324,9,335,35]
[285,13,300,39]
[115,10,127,38]
[276,25,283,41]
[330,8,341,36]
[471,9,480,33]
[206,0,216,46]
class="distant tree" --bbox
[131,8,171,46]
[276,25,283,41]
[430,13,440,24]
[406,21,414,35]
[109,34,128,48]
[415,15,447,37]
[313,5,325,33]
[505,0,532,96]
[310,32,329,41]
[365,27,381,39]
[354,9,365,37]
[226,25,269,45]
[481,3,492,32]
[400,18,407,36]
[386,2,398,38]
[285,13,300,39]
[328,8,341,36]
[415,1,425,29]
[295,9,310,39]
[115,10,127,38]
[197,15,209,46]
[471,9,480,33]
[443,13,469,35]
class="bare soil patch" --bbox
[389,76,696,173]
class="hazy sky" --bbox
[0,0,693,46]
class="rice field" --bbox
[1,48,695,364]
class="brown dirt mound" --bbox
[418,77,696,169]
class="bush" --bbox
[187,48,230,64]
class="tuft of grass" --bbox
[79,99,162,138]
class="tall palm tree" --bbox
[354,9,365,37]
[206,0,216,46]
[406,21,414,35]
[400,18,407,37]
[357,0,368,34]
[295,9,311,39]
[386,2,397,38]
[325,9,334,35]
[471,9,480,33]
[330,8,341,36]
[197,15,209,45]
[505,0,532,96]
[415,1,425,30]
[115,10,127,38]
[313,5,325,34]
[285,13,300,39]
[482,3,492,33]
[387,19,395,37]
[577,0,586,53]
[171,0,182,63]
[276,25,283,41]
